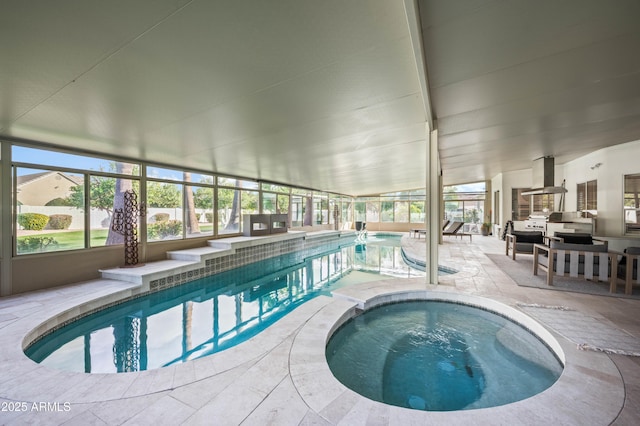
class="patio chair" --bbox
[552,232,608,248]
[505,230,545,260]
[617,247,640,295]
[533,240,619,289]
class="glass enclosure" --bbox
[9,144,431,257]
[444,182,487,233]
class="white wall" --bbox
[496,168,532,226]
[491,139,640,246]
[560,139,640,239]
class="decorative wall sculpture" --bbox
[111,190,143,267]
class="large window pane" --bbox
[394,201,409,223]
[463,200,483,233]
[147,182,183,241]
[381,201,394,222]
[586,180,597,210]
[341,200,352,228]
[410,201,425,223]
[90,176,140,246]
[261,183,289,193]
[218,177,258,189]
[16,167,85,254]
[314,194,328,225]
[13,146,139,175]
[146,166,183,181]
[511,189,530,221]
[277,194,289,215]
[624,174,640,235]
[262,192,277,214]
[354,202,366,223]
[291,195,303,227]
[445,200,463,222]
[218,188,240,235]
[577,180,597,212]
[532,194,554,212]
[444,182,486,232]
[329,198,338,226]
[241,190,259,233]
[366,201,379,223]
[186,185,213,238]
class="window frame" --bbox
[624,173,640,235]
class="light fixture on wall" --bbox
[590,162,602,170]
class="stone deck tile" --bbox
[0,234,638,425]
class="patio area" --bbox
[0,235,638,425]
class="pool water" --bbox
[326,301,563,411]
[26,235,429,373]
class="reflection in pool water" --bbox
[26,235,427,373]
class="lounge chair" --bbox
[411,228,427,238]
[410,219,450,238]
[443,221,468,240]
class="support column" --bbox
[425,127,440,285]
[1,143,12,296]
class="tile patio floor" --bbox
[0,234,638,425]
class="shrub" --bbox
[153,213,170,222]
[47,214,73,230]
[17,213,50,231]
[45,197,72,206]
[205,212,213,223]
[17,236,58,253]
[148,220,182,240]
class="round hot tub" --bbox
[325,300,563,411]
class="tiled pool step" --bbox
[100,230,356,292]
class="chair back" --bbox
[621,247,640,282]
[554,232,593,245]
[444,221,464,234]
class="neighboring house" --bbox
[16,171,83,206]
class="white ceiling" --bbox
[421,0,640,185]
[1,1,640,195]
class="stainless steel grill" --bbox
[524,212,563,231]
[524,217,547,231]
[524,212,548,231]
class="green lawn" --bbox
[17,230,108,254]
[16,225,215,254]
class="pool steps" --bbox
[100,230,356,292]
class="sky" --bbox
[12,146,120,176]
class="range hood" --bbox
[521,157,567,195]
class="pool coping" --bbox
[289,282,624,424]
[0,278,627,424]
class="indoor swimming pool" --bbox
[26,234,429,373]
